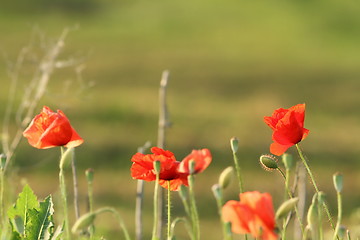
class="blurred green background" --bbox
[1,0,360,238]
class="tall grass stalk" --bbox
[156,70,170,240]
[295,144,336,233]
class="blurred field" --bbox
[1,0,360,239]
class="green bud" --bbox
[188,160,196,175]
[259,154,278,171]
[218,166,234,189]
[211,184,222,200]
[72,212,96,233]
[275,197,299,219]
[317,191,326,205]
[153,161,161,175]
[282,153,293,170]
[179,185,188,200]
[338,226,347,239]
[85,168,94,183]
[230,137,239,154]
[59,147,74,170]
[333,172,343,193]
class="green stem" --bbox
[295,144,336,231]
[96,207,131,240]
[152,171,160,240]
[212,186,232,240]
[277,168,305,236]
[333,191,342,240]
[0,169,4,228]
[170,217,192,239]
[59,167,70,240]
[167,181,171,240]
[188,174,199,240]
[59,147,71,240]
[232,152,244,193]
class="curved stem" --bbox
[95,207,131,240]
[170,217,192,239]
[295,144,336,232]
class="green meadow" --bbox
[1,0,360,238]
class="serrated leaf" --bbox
[8,184,39,236]
[26,195,54,240]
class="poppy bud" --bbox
[259,154,278,171]
[317,191,326,205]
[211,184,222,200]
[275,197,299,220]
[85,168,94,183]
[218,166,234,189]
[282,153,293,170]
[179,185,188,201]
[230,137,239,154]
[72,212,96,233]
[337,226,347,239]
[153,161,161,175]
[188,160,196,175]
[333,172,343,193]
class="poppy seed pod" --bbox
[260,155,279,171]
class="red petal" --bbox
[270,142,292,156]
[178,149,212,174]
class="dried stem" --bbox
[156,70,170,240]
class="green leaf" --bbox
[26,195,55,240]
[8,184,39,236]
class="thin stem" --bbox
[152,171,160,240]
[0,169,4,228]
[232,152,244,193]
[136,180,145,240]
[59,168,70,240]
[95,207,131,240]
[333,191,342,240]
[167,181,171,240]
[277,167,305,237]
[170,217,192,239]
[295,144,336,231]
[71,154,80,220]
[212,186,232,240]
[188,174,199,240]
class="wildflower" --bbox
[23,106,83,149]
[130,147,212,191]
[264,103,309,156]
[222,191,278,240]
[130,147,188,191]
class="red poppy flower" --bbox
[130,147,188,191]
[23,106,83,149]
[222,191,278,240]
[177,149,212,174]
[264,103,309,156]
